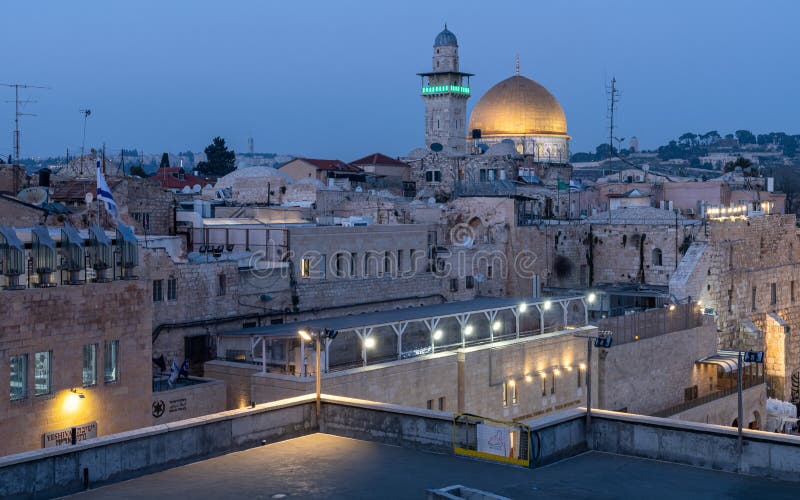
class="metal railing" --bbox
[650,373,764,418]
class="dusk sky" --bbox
[4,0,800,161]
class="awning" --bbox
[696,350,752,372]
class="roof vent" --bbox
[116,223,138,280]
[32,226,57,287]
[61,224,85,285]
[88,225,112,282]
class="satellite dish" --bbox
[478,143,489,153]
[18,187,49,206]
[204,184,213,189]
[501,139,515,146]
[430,142,443,152]
[192,184,202,193]
[84,192,94,204]
[427,197,436,205]
[355,186,363,193]
[182,186,191,194]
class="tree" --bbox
[196,137,236,177]
[735,130,756,144]
[678,132,697,147]
[160,153,170,169]
[130,165,148,177]
[595,143,615,158]
[7,155,11,164]
[723,156,754,173]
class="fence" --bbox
[650,372,764,418]
[598,303,704,346]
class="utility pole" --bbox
[2,83,49,193]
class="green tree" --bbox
[160,152,170,169]
[735,130,756,144]
[196,137,236,177]
[130,164,148,177]
[678,132,697,147]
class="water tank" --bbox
[38,168,51,187]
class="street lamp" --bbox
[573,329,613,439]
[297,328,337,418]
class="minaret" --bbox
[418,25,472,155]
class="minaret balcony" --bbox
[421,85,470,96]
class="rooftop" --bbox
[71,433,798,499]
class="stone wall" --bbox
[598,322,719,416]
[151,378,227,425]
[670,384,766,428]
[0,281,152,456]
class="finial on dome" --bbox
[515,54,520,76]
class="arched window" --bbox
[652,248,663,266]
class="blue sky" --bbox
[3,0,799,160]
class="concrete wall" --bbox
[3,394,800,498]
[590,408,800,482]
[151,378,227,425]
[0,395,317,499]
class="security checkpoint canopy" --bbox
[223,296,585,339]
[696,350,753,373]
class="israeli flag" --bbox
[168,359,180,388]
[96,159,119,220]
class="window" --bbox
[450,278,459,292]
[502,382,508,407]
[426,399,433,410]
[218,273,226,296]
[167,277,177,301]
[152,279,163,302]
[104,340,119,384]
[34,351,50,396]
[684,385,698,401]
[319,254,327,278]
[350,252,358,278]
[510,381,518,405]
[577,367,582,388]
[771,283,777,306]
[438,396,445,411]
[384,251,391,275]
[752,286,757,311]
[541,376,547,397]
[728,289,733,313]
[82,344,97,387]
[397,250,404,274]
[551,375,556,395]
[792,281,796,302]
[334,253,347,278]
[425,170,442,183]
[301,258,311,278]
[10,354,27,401]
[132,212,151,231]
[652,248,663,266]
[466,276,474,289]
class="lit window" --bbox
[104,340,119,384]
[301,258,311,278]
[34,351,50,396]
[82,344,97,387]
[152,279,163,302]
[10,354,27,401]
[502,382,508,407]
[510,381,518,405]
[167,277,177,301]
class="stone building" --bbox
[670,213,800,402]
[0,226,152,456]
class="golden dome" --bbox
[469,75,568,138]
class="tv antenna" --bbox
[79,108,92,176]
[1,83,50,191]
[606,77,619,161]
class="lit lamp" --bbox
[297,328,338,418]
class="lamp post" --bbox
[736,349,764,455]
[573,328,613,442]
[298,328,337,419]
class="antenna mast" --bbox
[79,108,92,176]
[2,83,49,192]
[607,77,619,160]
